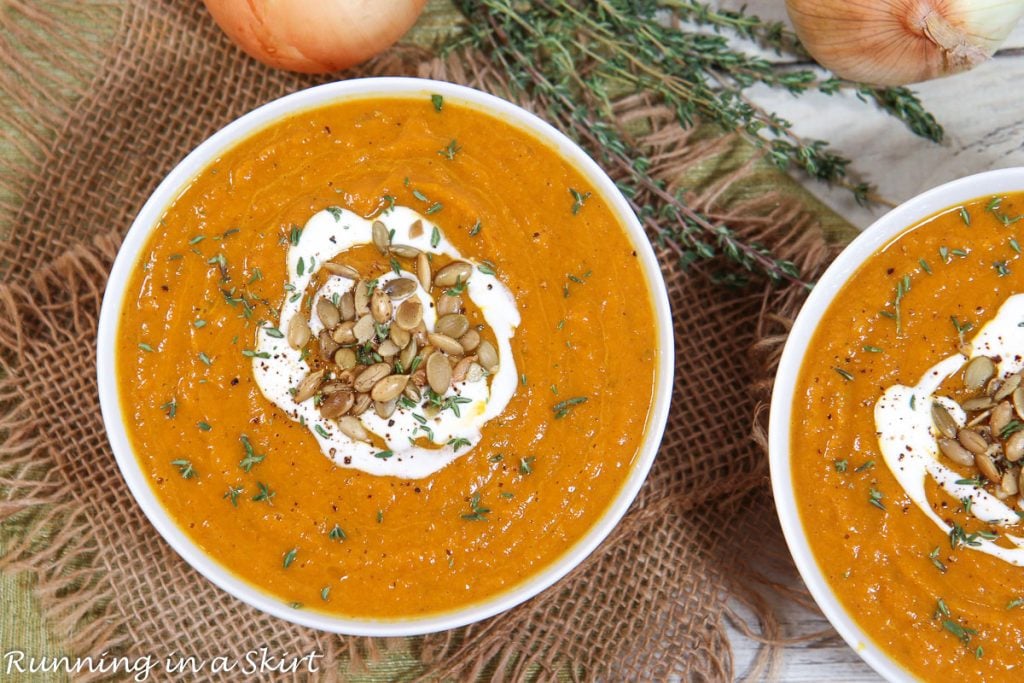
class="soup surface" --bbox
[793,193,1024,678]
[117,95,658,618]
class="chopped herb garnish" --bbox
[461,493,490,521]
[995,260,1011,277]
[1000,420,1024,439]
[1013,238,1022,254]
[239,435,264,472]
[282,547,297,569]
[138,342,155,353]
[834,367,854,382]
[447,437,471,452]
[426,202,443,215]
[374,450,394,460]
[519,456,535,475]
[928,547,947,573]
[242,349,271,359]
[223,486,243,507]
[290,225,302,245]
[328,524,346,541]
[569,187,591,214]
[197,421,212,431]
[1007,597,1024,610]
[919,258,932,274]
[171,459,196,479]
[431,93,443,111]
[868,487,885,510]
[198,352,213,366]
[326,206,343,221]
[499,491,514,499]
[446,276,467,296]
[320,586,331,601]
[955,477,983,487]
[959,206,970,225]
[377,509,383,523]
[855,460,875,472]
[189,235,205,245]
[553,396,587,418]
[160,398,177,418]
[939,246,950,263]
[942,619,977,646]
[314,424,330,438]
[469,219,482,236]
[412,189,428,202]
[833,459,848,473]
[951,316,974,346]
[252,482,275,504]
[478,260,496,276]
[438,139,461,160]
[194,319,207,328]
[863,345,883,353]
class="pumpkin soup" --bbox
[116,95,658,618]
[792,192,1024,678]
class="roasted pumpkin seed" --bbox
[992,401,1013,435]
[371,375,409,402]
[371,288,393,323]
[390,325,411,349]
[353,315,376,344]
[316,297,341,329]
[976,452,1001,482]
[958,428,988,455]
[372,220,390,254]
[459,329,480,352]
[938,438,975,467]
[395,299,423,330]
[962,397,996,411]
[320,391,354,419]
[375,398,398,419]
[416,253,431,291]
[389,244,421,258]
[1006,431,1024,462]
[319,330,339,361]
[354,279,370,315]
[427,332,464,356]
[477,340,499,373]
[426,352,452,394]
[332,321,357,344]
[322,262,360,279]
[338,292,355,321]
[351,393,372,416]
[437,294,462,316]
[996,372,1023,401]
[337,415,370,442]
[288,314,311,349]
[434,261,472,287]
[353,363,391,393]
[964,356,995,391]
[334,347,357,370]
[435,313,469,339]
[383,277,418,300]
[294,369,325,403]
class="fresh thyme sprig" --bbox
[450,0,943,285]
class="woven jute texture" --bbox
[0,1,836,680]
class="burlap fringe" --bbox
[0,1,844,680]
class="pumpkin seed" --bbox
[375,398,398,419]
[996,372,1023,401]
[334,347,357,370]
[378,340,399,358]
[320,391,354,419]
[963,397,995,411]
[416,253,431,291]
[459,329,480,352]
[437,295,462,316]
[1006,431,1024,462]
[372,220,390,254]
[976,452,1001,482]
[338,292,355,321]
[332,321,357,344]
[353,363,391,393]
[410,368,427,388]
[383,277,418,301]
[426,352,452,394]
[351,393,372,416]
[337,415,370,442]
[967,409,992,428]
[354,279,370,315]
[395,299,423,330]
[390,325,411,349]
[992,401,1013,435]
[371,288,393,323]
[1004,469,1021,495]
[964,356,995,391]
[412,323,429,346]
[958,428,988,455]
[477,340,499,373]
[288,314,311,349]
[434,261,472,287]
[353,315,376,344]
[427,332,464,356]
[409,219,424,239]
[399,338,418,369]
[319,330,339,361]
[403,384,421,402]
[938,438,975,467]
[323,262,360,279]
[931,402,959,439]
[1014,386,1024,420]
[294,369,325,403]
[452,355,477,382]
[390,244,421,258]
[466,362,485,383]
[371,375,409,402]
[435,313,469,339]
[316,297,341,329]
[320,381,347,395]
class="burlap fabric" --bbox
[0,1,838,680]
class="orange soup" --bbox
[792,192,1024,678]
[116,95,658,618]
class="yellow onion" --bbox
[202,0,428,74]
[786,0,1024,85]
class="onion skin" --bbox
[203,0,428,74]
[786,0,1024,86]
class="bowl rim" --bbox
[96,77,675,636]
[768,167,1024,681]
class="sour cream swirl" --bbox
[252,206,520,479]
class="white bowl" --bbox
[769,167,1024,680]
[96,78,675,636]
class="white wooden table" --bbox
[718,2,1024,679]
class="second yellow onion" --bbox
[786,0,1024,86]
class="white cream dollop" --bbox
[875,293,1024,565]
[252,206,520,479]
